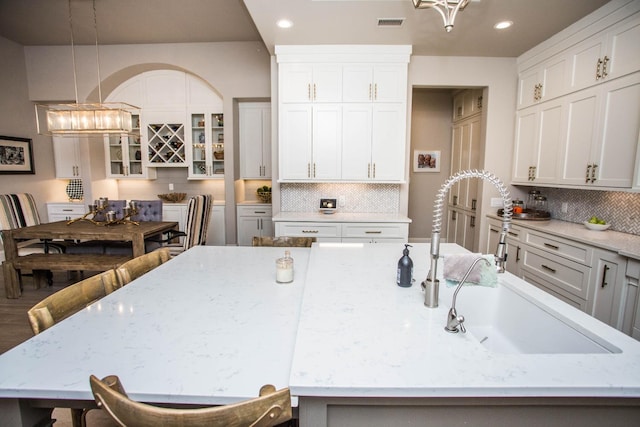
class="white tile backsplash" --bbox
[280,183,400,213]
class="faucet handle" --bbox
[457,316,466,333]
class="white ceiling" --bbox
[0,0,610,57]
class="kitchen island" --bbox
[0,244,639,426]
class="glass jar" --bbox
[533,195,547,213]
[527,190,540,210]
[276,251,294,283]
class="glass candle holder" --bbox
[276,251,294,283]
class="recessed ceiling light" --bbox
[494,20,513,30]
[277,19,293,29]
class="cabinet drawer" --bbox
[341,223,408,239]
[237,205,272,217]
[275,222,341,239]
[521,269,588,311]
[524,229,591,264]
[47,203,87,222]
[521,245,591,299]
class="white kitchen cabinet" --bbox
[143,111,187,168]
[279,103,342,181]
[104,116,156,179]
[341,223,409,243]
[187,112,224,179]
[511,99,565,184]
[52,137,83,179]
[341,103,405,181]
[560,72,640,188]
[46,203,87,222]
[275,221,341,243]
[567,12,640,93]
[279,63,342,103]
[445,208,476,252]
[517,55,567,109]
[239,102,271,179]
[452,89,483,121]
[237,205,273,246]
[621,259,640,340]
[342,64,407,103]
[590,248,626,328]
[449,114,482,208]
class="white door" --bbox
[312,104,342,180]
[534,99,565,184]
[53,137,81,178]
[279,104,313,180]
[342,103,373,180]
[371,103,405,181]
[512,107,538,183]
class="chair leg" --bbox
[70,408,84,427]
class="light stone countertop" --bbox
[273,212,412,223]
[488,215,640,260]
[289,243,640,398]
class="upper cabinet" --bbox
[342,64,407,103]
[513,6,640,189]
[52,137,83,179]
[279,64,342,103]
[239,102,271,179]
[276,45,411,182]
[104,115,156,179]
[104,70,224,179]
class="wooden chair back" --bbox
[252,236,316,247]
[27,269,120,335]
[115,248,171,286]
[90,374,292,427]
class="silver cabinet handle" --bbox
[586,164,592,183]
[302,230,319,234]
[596,58,603,80]
[365,231,382,234]
[471,199,477,210]
[308,83,311,101]
[591,164,598,183]
[369,83,372,101]
[368,163,371,178]
[470,216,476,228]
[602,56,609,78]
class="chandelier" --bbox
[412,0,470,32]
[35,0,139,137]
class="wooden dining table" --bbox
[1,220,178,298]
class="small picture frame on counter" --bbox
[413,149,440,173]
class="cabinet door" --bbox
[239,103,271,179]
[342,65,374,102]
[591,72,640,188]
[237,217,261,246]
[591,249,626,329]
[342,103,373,180]
[606,14,640,81]
[449,124,462,204]
[312,104,342,180]
[371,103,405,181]
[512,107,538,183]
[560,89,600,185]
[535,99,564,184]
[568,32,606,92]
[518,68,542,109]
[53,137,81,178]
[372,64,407,103]
[465,116,482,210]
[279,104,313,180]
[279,64,342,103]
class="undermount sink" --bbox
[456,281,621,354]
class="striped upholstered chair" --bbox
[154,195,213,257]
[0,193,64,286]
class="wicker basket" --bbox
[257,192,272,204]
[158,193,187,203]
[213,151,224,160]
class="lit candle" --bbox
[276,251,294,283]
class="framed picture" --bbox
[413,150,440,173]
[0,135,35,174]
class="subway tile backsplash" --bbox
[544,188,640,235]
[280,183,400,213]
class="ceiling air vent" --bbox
[377,18,405,27]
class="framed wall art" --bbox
[0,136,35,174]
[413,149,440,173]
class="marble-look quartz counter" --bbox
[289,243,640,399]
[273,212,412,223]
[488,215,640,260]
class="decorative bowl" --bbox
[257,192,272,204]
[158,192,187,203]
[583,221,611,231]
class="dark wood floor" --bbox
[0,269,86,355]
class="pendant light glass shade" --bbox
[36,0,139,137]
[412,0,470,32]
[35,102,138,135]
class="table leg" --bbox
[131,234,145,258]
[2,261,21,299]
[0,398,53,427]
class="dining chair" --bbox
[27,269,120,427]
[89,374,292,427]
[129,200,163,222]
[27,269,120,335]
[114,248,171,286]
[153,195,213,257]
[0,193,64,286]
[252,236,316,248]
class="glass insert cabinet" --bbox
[188,112,224,179]
[104,115,157,179]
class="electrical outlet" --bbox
[561,202,568,213]
[169,183,174,191]
[338,196,345,207]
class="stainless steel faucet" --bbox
[421,170,512,308]
[444,257,492,333]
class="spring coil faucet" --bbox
[421,170,512,308]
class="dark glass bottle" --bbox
[396,244,413,287]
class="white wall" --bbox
[407,56,518,248]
